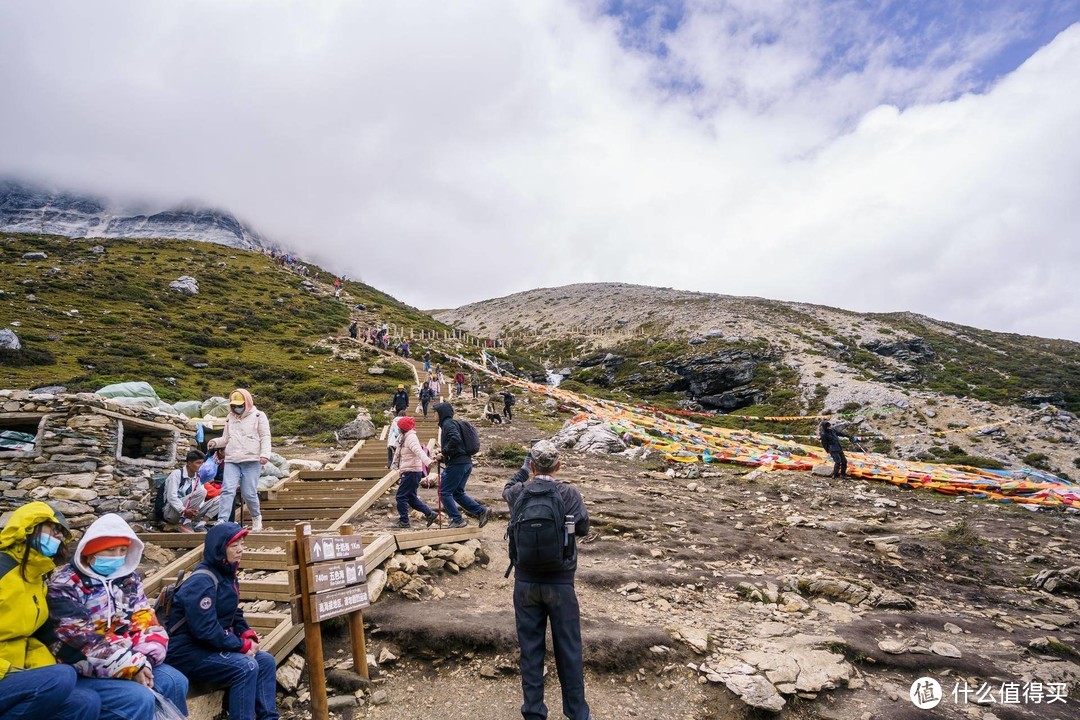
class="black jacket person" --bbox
[820,421,848,478]
[502,440,591,720]
[391,385,409,414]
[432,403,490,528]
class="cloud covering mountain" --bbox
[0,1,1077,339]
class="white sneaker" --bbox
[251,515,263,533]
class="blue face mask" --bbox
[31,534,60,558]
[91,556,126,576]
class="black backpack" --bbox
[154,567,219,633]
[506,482,571,577]
[151,471,170,522]
[505,392,516,406]
[456,419,481,456]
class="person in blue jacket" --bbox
[164,523,278,720]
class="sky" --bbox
[1,1,1079,341]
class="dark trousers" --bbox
[172,649,279,720]
[504,404,513,421]
[397,471,434,522]
[514,581,590,720]
[0,664,100,720]
[439,463,484,522]
[421,400,430,417]
[387,447,395,468]
[471,384,479,398]
[829,449,847,477]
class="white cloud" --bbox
[0,1,1077,340]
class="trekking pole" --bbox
[434,462,442,528]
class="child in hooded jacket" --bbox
[0,501,101,720]
[47,513,189,720]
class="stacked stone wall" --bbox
[0,389,195,529]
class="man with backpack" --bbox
[432,402,491,529]
[503,440,591,720]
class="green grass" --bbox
[0,233,445,438]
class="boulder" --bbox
[552,421,626,455]
[0,329,21,351]
[337,414,376,441]
[22,252,48,260]
[168,276,199,296]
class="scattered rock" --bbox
[276,653,305,691]
[929,642,961,658]
[724,673,786,713]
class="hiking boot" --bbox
[251,515,263,533]
[391,519,411,529]
[425,513,438,527]
[448,518,468,529]
[192,521,207,532]
[478,507,492,528]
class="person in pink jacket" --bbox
[390,416,437,528]
[210,389,272,532]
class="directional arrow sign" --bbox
[303,535,364,565]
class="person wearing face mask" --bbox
[46,513,189,720]
[0,501,102,720]
[165,523,278,720]
[211,389,272,533]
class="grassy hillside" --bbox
[0,233,454,439]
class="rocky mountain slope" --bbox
[0,180,268,249]
[435,283,1080,479]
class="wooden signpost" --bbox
[295,522,370,720]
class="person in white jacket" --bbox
[210,389,271,532]
[390,416,437,528]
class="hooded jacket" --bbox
[391,390,409,412]
[820,425,844,453]
[165,523,255,665]
[397,429,432,473]
[216,389,272,463]
[434,403,470,466]
[0,502,66,679]
[46,513,167,679]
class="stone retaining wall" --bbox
[0,389,196,529]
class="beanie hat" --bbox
[398,416,416,433]
[82,536,131,558]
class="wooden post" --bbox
[295,523,328,720]
[339,524,369,679]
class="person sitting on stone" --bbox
[164,449,219,532]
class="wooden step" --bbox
[297,470,387,480]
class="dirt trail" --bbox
[277,398,1079,720]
